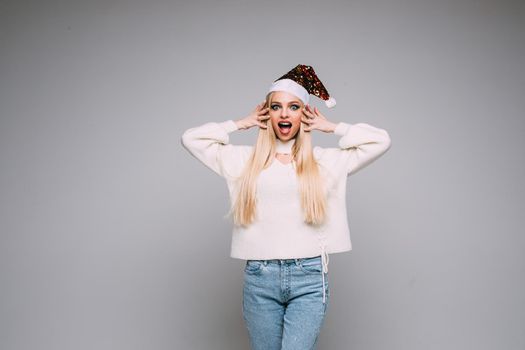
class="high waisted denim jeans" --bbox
[242,255,330,350]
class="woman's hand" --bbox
[301,104,337,133]
[235,101,270,130]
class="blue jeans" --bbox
[242,256,330,350]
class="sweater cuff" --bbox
[219,120,239,133]
[334,122,351,136]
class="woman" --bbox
[181,64,391,350]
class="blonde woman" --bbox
[181,64,391,350]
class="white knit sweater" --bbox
[181,120,391,264]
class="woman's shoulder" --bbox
[219,144,254,179]
[313,145,349,178]
[313,145,339,161]
[234,144,254,157]
[221,144,253,163]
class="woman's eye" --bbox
[290,105,300,111]
[271,105,279,110]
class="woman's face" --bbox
[268,91,304,141]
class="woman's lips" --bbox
[278,121,292,135]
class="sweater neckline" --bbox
[275,137,296,154]
[274,157,295,166]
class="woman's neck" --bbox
[275,138,296,154]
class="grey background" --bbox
[1,0,524,349]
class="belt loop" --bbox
[263,260,267,266]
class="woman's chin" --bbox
[276,131,298,141]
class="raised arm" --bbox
[331,121,391,175]
[181,101,270,178]
[303,104,391,176]
[181,120,243,178]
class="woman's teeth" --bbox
[278,122,292,134]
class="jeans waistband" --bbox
[248,255,322,266]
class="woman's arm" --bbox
[303,105,391,176]
[331,121,391,175]
[181,120,241,178]
[181,102,270,178]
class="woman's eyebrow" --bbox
[271,100,301,104]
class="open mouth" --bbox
[278,121,292,134]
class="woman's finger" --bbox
[314,106,324,119]
[304,105,310,114]
[301,115,313,124]
[302,107,314,118]
[306,105,319,119]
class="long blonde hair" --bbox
[229,92,327,227]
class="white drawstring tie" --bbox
[318,227,330,304]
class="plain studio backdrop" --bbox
[1,0,524,349]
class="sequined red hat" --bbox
[268,64,336,108]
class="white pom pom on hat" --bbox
[267,64,336,108]
[325,97,337,108]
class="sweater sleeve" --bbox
[316,122,392,176]
[181,120,251,179]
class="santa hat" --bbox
[268,64,336,108]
